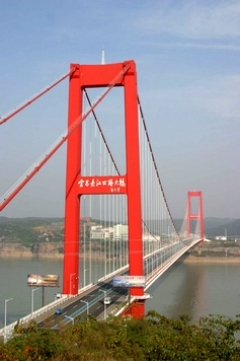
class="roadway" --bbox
[34,243,190,329]
[0,240,200,341]
[35,281,128,329]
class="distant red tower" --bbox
[187,191,204,242]
[62,61,144,305]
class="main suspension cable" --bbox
[137,95,181,240]
[0,68,76,126]
[0,64,130,211]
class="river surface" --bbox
[1,257,240,328]
[146,258,240,322]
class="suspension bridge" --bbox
[0,60,204,337]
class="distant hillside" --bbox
[0,216,239,240]
[173,218,236,233]
[204,217,235,230]
[205,219,240,237]
[0,217,64,246]
[0,216,64,224]
[173,217,240,238]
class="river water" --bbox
[1,256,240,328]
[146,257,240,322]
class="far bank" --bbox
[1,241,240,263]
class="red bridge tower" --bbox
[62,61,144,313]
[187,191,204,242]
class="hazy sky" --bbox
[0,0,239,219]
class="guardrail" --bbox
[0,283,94,341]
[52,288,113,328]
[0,240,201,341]
[113,239,201,317]
[0,294,70,341]
[0,281,115,341]
[145,238,201,290]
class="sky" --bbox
[0,0,239,220]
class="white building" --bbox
[142,233,160,242]
[91,225,103,231]
[113,224,128,241]
[215,236,227,241]
[90,226,114,240]
[90,229,105,240]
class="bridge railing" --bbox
[0,294,72,341]
[0,238,201,341]
[113,238,201,317]
[0,265,130,341]
[145,238,201,289]
[0,279,99,341]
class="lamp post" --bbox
[146,259,149,277]
[64,315,74,325]
[98,289,106,320]
[70,273,76,295]
[80,299,89,316]
[4,298,13,343]
[84,269,89,288]
[31,288,39,318]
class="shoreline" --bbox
[183,255,240,264]
[0,253,239,263]
[1,242,240,263]
[0,253,126,261]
